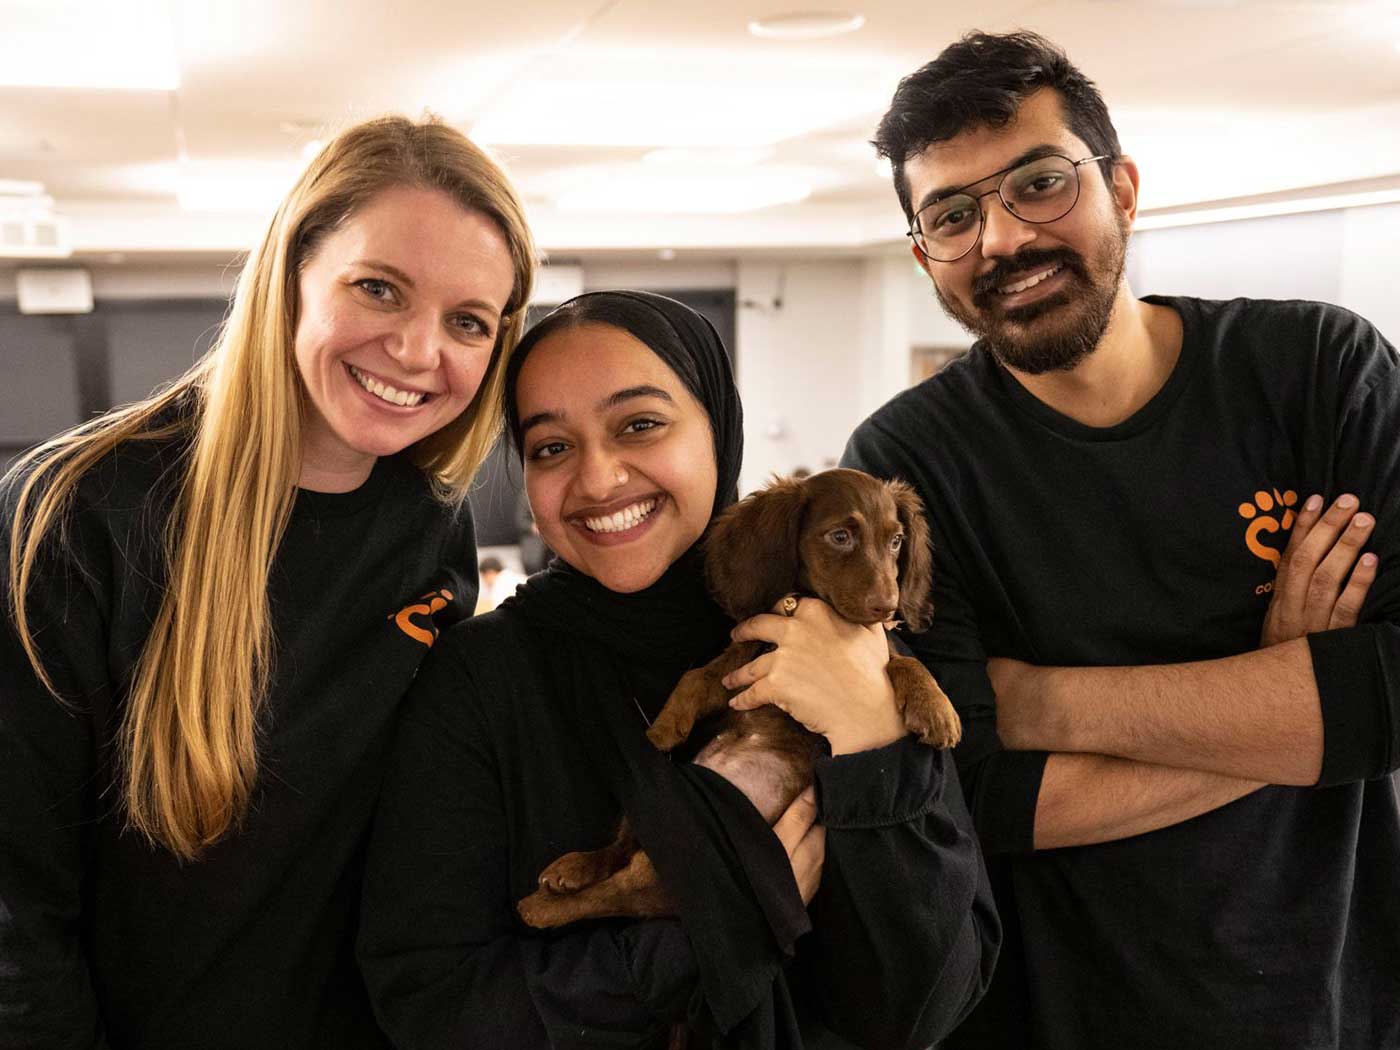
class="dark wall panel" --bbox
[0,312,81,444]
[107,301,226,404]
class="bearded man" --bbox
[843,30,1400,1050]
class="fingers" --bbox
[1262,492,1378,647]
[721,650,776,695]
[772,787,818,855]
[1274,494,1361,626]
[1264,496,1322,643]
[727,687,770,712]
[730,612,792,647]
[1282,494,1360,579]
[730,598,844,645]
[1305,509,1375,632]
[774,788,825,903]
[1328,552,1378,630]
[791,822,826,905]
[1276,492,1324,573]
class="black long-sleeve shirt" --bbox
[0,436,475,1049]
[358,604,998,1049]
[844,296,1400,1049]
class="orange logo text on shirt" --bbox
[390,589,455,647]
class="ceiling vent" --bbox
[0,181,71,259]
[0,214,71,258]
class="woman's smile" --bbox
[570,493,666,543]
[345,363,434,409]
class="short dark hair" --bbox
[478,556,504,574]
[872,30,1122,221]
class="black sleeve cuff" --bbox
[961,748,1048,856]
[813,735,942,829]
[1309,624,1400,785]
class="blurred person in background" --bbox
[845,29,1400,1050]
[475,554,527,613]
[0,116,535,1049]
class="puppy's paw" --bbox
[904,696,963,750]
[517,888,573,929]
[646,715,690,752]
[538,850,611,894]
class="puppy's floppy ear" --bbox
[704,477,807,620]
[890,479,935,632]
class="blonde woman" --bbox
[0,116,535,1049]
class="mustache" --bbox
[972,247,1086,306]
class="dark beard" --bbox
[933,213,1130,375]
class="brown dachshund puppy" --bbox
[517,468,960,929]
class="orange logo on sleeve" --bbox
[390,589,455,647]
[1238,489,1298,567]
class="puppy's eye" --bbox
[890,533,904,552]
[827,528,853,548]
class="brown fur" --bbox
[517,468,959,930]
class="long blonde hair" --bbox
[6,116,537,860]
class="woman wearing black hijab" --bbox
[358,292,998,1049]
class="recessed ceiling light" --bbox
[0,180,46,198]
[1083,0,1242,5]
[177,161,302,213]
[0,2,177,90]
[554,172,812,214]
[0,181,55,218]
[748,11,866,40]
[472,72,883,149]
[642,147,774,167]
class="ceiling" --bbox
[3,0,1400,260]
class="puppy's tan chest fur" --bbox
[691,706,823,823]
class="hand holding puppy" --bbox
[724,597,906,756]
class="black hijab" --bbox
[502,292,808,1042]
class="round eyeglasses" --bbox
[907,153,1110,263]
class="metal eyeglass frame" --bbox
[907,153,1110,263]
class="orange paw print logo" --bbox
[390,589,455,647]
[1237,489,1298,567]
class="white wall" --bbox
[581,260,735,292]
[1128,201,1400,342]
[1127,210,1345,304]
[1338,203,1400,343]
[735,260,869,493]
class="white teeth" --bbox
[582,498,658,534]
[349,365,427,407]
[998,264,1062,295]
